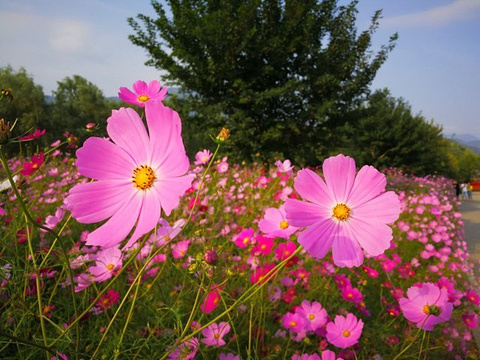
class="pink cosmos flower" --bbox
[326,313,364,349]
[465,290,480,306]
[219,353,240,360]
[285,154,401,268]
[21,153,45,176]
[19,129,46,141]
[93,289,120,314]
[399,282,453,330]
[217,157,229,173]
[251,235,274,256]
[201,322,231,347]
[462,312,479,329]
[168,337,199,360]
[64,101,192,249]
[259,205,298,239]
[275,241,297,262]
[282,312,306,333]
[234,228,254,249]
[194,149,213,165]
[89,246,123,282]
[292,354,321,360]
[199,285,222,314]
[250,263,275,284]
[171,240,190,259]
[275,159,294,173]
[118,80,167,107]
[296,300,328,332]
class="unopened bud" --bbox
[86,122,96,131]
[0,119,10,145]
[203,249,219,265]
[0,88,13,102]
[215,127,230,143]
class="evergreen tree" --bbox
[129,0,397,164]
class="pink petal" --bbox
[132,80,148,95]
[346,218,393,256]
[331,224,364,267]
[107,108,150,164]
[118,87,139,104]
[147,80,161,94]
[145,102,186,172]
[86,192,142,248]
[75,137,136,180]
[347,165,386,208]
[297,218,336,259]
[154,175,193,216]
[285,199,329,227]
[293,169,333,206]
[123,191,161,249]
[65,181,133,224]
[353,191,401,224]
[322,154,356,203]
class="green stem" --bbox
[158,245,304,360]
[0,330,56,356]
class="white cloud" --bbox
[383,0,480,28]
[49,20,92,53]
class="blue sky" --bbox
[1,0,479,139]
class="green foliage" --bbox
[0,66,47,137]
[444,140,480,181]
[339,89,452,176]
[46,75,113,144]
[128,0,397,164]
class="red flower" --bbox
[20,153,44,176]
[19,129,46,141]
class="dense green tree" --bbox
[339,89,451,176]
[129,0,397,164]
[0,66,47,137]
[47,75,113,144]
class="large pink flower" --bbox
[118,80,167,107]
[285,154,401,268]
[399,282,453,331]
[326,313,364,349]
[65,101,193,249]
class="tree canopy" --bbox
[129,0,398,164]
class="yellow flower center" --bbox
[332,203,351,221]
[132,165,156,190]
[106,263,114,270]
[308,314,315,321]
[289,321,297,328]
[214,333,220,339]
[423,305,430,315]
[279,220,289,229]
[343,330,351,337]
[137,94,150,103]
[243,237,250,245]
[201,156,207,162]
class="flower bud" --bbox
[203,249,219,265]
[215,127,230,143]
[0,119,10,145]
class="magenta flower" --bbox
[20,153,45,176]
[219,353,240,360]
[89,246,123,282]
[275,159,294,173]
[251,235,274,256]
[275,241,297,262]
[234,228,254,249]
[296,300,328,332]
[199,285,222,314]
[201,322,231,347]
[64,102,192,249]
[19,129,46,141]
[292,354,321,360]
[118,80,167,107]
[217,157,229,173]
[326,313,363,349]
[168,337,199,360]
[171,240,190,259]
[194,149,213,165]
[285,154,401,268]
[399,282,453,330]
[282,312,307,333]
[259,205,298,239]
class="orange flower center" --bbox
[214,333,220,339]
[332,203,351,221]
[243,237,250,245]
[308,314,315,321]
[132,165,156,190]
[279,220,289,229]
[137,94,150,103]
[289,321,297,328]
[423,305,430,315]
[343,330,351,337]
[106,264,114,271]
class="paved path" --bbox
[460,195,480,269]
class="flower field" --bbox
[0,82,479,359]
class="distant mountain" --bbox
[446,133,480,155]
